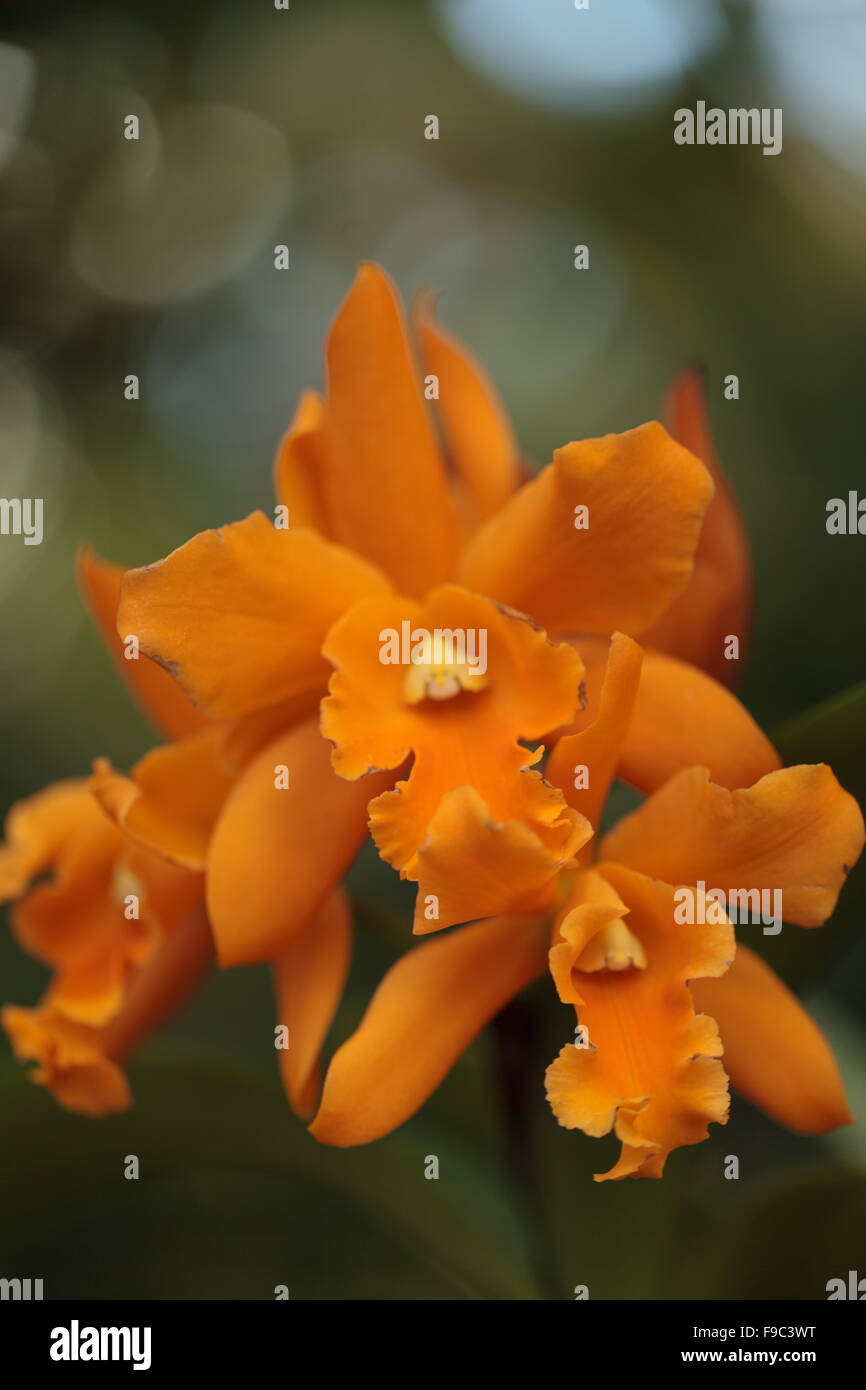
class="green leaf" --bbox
[774,678,866,808]
[0,1052,543,1300]
[527,989,680,1300]
[684,1169,866,1300]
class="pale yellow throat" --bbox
[111,863,145,908]
[576,918,647,973]
[403,662,489,706]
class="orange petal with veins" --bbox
[602,764,865,928]
[459,421,713,637]
[118,511,391,721]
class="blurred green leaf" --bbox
[774,679,866,807]
[528,992,680,1300]
[685,1170,866,1300]
[0,1053,543,1300]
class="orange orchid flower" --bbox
[1,557,348,1120]
[80,543,381,1114]
[114,262,760,973]
[0,556,210,1113]
[309,635,864,1178]
[5,262,856,1186]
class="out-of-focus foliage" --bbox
[0,1053,544,1299]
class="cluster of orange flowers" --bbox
[2,265,862,1179]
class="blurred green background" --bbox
[1,0,865,1299]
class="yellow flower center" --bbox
[403,661,489,706]
[111,863,145,907]
[576,919,647,973]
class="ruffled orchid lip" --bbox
[322,584,588,931]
